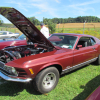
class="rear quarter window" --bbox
[90,38,96,45]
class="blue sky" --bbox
[0,0,100,23]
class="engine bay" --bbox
[0,44,53,63]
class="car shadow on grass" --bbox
[0,78,41,96]
[72,75,100,100]
[60,63,100,100]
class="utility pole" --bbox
[83,20,86,34]
[58,23,60,32]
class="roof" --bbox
[53,33,94,37]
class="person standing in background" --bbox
[40,23,49,38]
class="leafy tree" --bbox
[0,18,3,25]
[47,21,56,34]
[43,18,49,25]
[28,17,40,25]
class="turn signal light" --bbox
[29,68,34,75]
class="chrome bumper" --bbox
[0,71,32,83]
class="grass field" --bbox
[56,23,100,28]
[0,27,23,35]
[0,64,100,100]
[0,23,100,37]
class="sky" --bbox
[0,0,100,23]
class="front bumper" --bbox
[0,71,32,83]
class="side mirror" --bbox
[76,45,82,49]
[77,45,82,48]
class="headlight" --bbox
[4,65,18,76]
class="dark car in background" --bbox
[0,31,19,39]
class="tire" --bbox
[95,55,100,65]
[33,67,59,94]
[11,36,16,39]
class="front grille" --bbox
[0,61,5,69]
[0,69,11,76]
[17,69,27,77]
[0,61,27,77]
[0,61,15,76]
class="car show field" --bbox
[0,25,100,100]
[0,7,100,100]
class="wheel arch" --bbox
[38,63,63,75]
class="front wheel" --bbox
[33,67,59,94]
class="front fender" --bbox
[38,62,63,73]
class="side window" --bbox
[90,38,96,45]
[3,32,7,35]
[77,37,92,48]
[9,32,13,34]
[0,32,3,35]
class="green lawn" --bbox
[0,64,100,100]
[0,27,22,35]
[56,28,100,34]
[55,28,100,39]
[0,26,100,38]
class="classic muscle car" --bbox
[0,34,27,50]
[0,7,100,94]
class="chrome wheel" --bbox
[42,72,56,89]
[34,67,59,93]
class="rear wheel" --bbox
[95,55,100,65]
[33,67,59,93]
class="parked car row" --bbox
[0,34,27,50]
[0,32,50,50]
[0,31,19,39]
[0,7,100,94]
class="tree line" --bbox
[1,16,100,34]
[1,16,100,26]
[27,16,100,25]
[43,16,100,24]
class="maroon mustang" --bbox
[0,7,100,94]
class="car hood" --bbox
[0,7,54,49]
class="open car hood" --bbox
[0,7,54,48]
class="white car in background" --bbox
[0,31,19,39]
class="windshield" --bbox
[18,34,26,40]
[48,34,77,49]
[0,31,7,35]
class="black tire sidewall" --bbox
[98,55,100,65]
[35,67,59,93]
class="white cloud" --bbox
[6,0,28,11]
[97,15,100,18]
[6,0,59,18]
[31,3,59,17]
[65,0,99,16]
[55,0,60,3]
[28,0,42,2]
[69,0,100,7]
